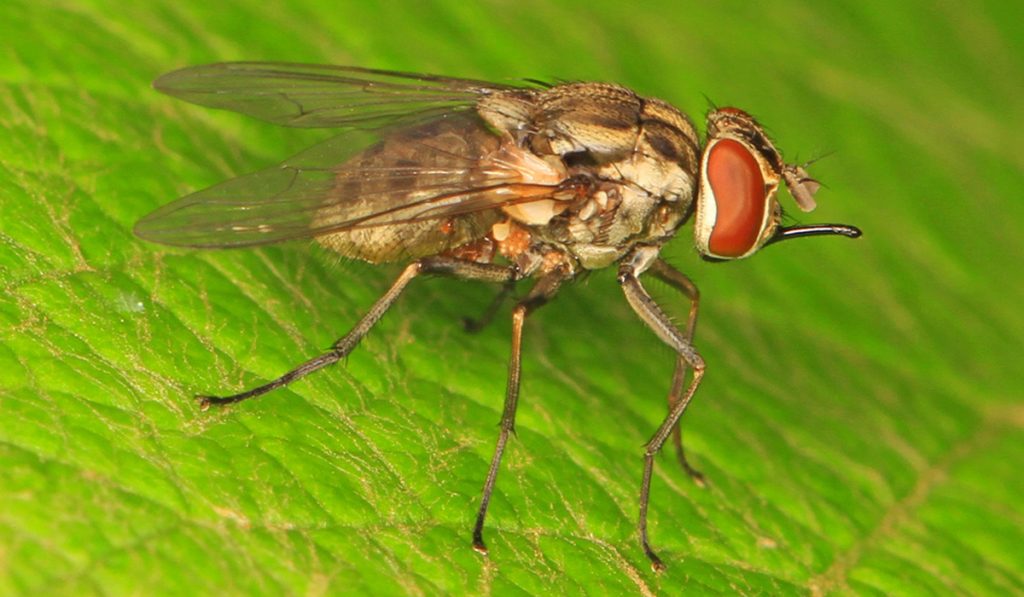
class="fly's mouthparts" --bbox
[768,223,863,245]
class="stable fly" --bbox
[136,62,861,570]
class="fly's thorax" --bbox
[530,83,645,156]
[477,89,537,139]
[479,82,701,271]
[527,90,699,270]
[547,169,692,270]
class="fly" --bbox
[136,62,862,570]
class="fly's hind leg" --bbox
[649,258,705,486]
[198,256,520,409]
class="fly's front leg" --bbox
[198,256,520,409]
[649,258,705,486]
[472,266,570,556]
[619,247,706,572]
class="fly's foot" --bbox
[195,394,239,411]
[643,544,666,572]
[681,461,706,488]
[673,441,707,487]
[462,316,487,334]
[462,281,516,334]
[472,537,489,556]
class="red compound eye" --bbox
[705,138,767,257]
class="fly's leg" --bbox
[649,259,705,486]
[619,247,705,572]
[462,279,516,333]
[472,267,570,556]
[198,256,520,409]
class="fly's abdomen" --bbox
[316,115,505,263]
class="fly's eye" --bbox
[696,138,771,259]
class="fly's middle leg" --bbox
[472,266,569,556]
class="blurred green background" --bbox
[2,1,1022,594]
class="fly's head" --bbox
[693,107,860,261]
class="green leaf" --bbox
[2,1,1022,594]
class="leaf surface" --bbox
[1,1,1022,594]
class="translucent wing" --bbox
[154,61,530,129]
[135,113,572,261]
